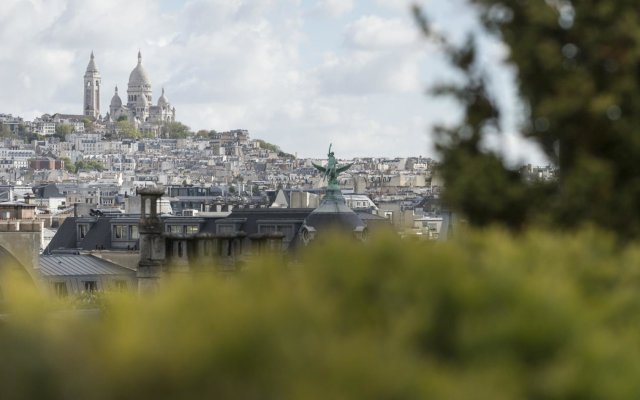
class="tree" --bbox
[415,2,640,238]
[60,157,75,173]
[0,124,11,138]
[116,120,141,139]
[55,124,73,136]
[75,159,104,172]
[255,139,279,153]
[6,230,640,398]
[163,122,191,139]
[82,118,94,132]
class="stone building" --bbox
[83,52,176,129]
[45,186,388,294]
[83,52,100,118]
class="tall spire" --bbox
[86,51,98,73]
[115,85,118,94]
[138,50,142,64]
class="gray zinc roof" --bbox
[40,255,134,277]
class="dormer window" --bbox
[113,224,125,239]
[78,223,89,239]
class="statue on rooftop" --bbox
[312,144,353,189]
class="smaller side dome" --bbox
[136,92,148,107]
[157,88,169,107]
[110,86,122,108]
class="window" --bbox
[169,225,183,233]
[83,281,97,292]
[130,225,139,239]
[79,224,88,239]
[113,225,125,239]
[185,225,199,234]
[53,282,68,298]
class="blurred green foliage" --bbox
[74,159,104,173]
[163,121,192,139]
[2,230,640,398]
[415,2,640,238]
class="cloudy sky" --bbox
[0,0,542,161]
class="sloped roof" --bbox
[79,218,112,250]
[44,218,78,253]
[35,183,64,199]
[40,255,134,276]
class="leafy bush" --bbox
[1,229,640,398]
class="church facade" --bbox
[83,51,176,131]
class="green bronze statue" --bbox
[312,144,353,189]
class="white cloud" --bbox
[344,15,418,50]
[316,50,425,95]
[314,0,354,18]
[374,0,414,11]
[0,0,505,160]
[314,15,426,96]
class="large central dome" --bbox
[128,51,151,87]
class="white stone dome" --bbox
[157,88,169,107]
[128,51,151,87]
[110,86,122,108]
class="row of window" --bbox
[113,225,139,240]
[128,94,152,102]
[113,224,200,240]
[78,223,225,241]
[167,225,199,234]
[79,223,203,242]
[52,280,127,297]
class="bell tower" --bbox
[83,51,101,118]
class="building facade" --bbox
[83,52,176,129]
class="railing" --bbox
[0,220,43,232]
